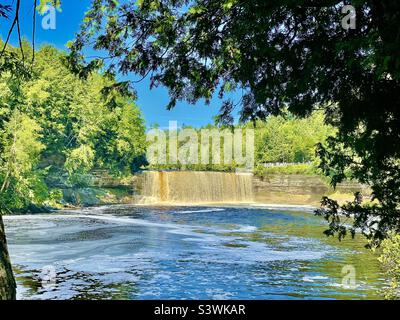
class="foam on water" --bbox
[178,208,226,214]
[3,205,383,300]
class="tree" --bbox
[378,233,400,299]
[0,111,44,300]
[252,110,334,165]
[0,111,46,210]
[0,43,147,207]
[0,49,28,301]
[67,0,400,245]
[0,217,15,300]
[22,45,147,179]
[0,0,61,301]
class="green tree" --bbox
[0,39,33,299]
[18,45,147,185]
[378,233,400,299]
[0,43,147,199]
[0,0,62,300]
[255,111,334,164]
[0,111,46,210]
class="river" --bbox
[3,205,385,300]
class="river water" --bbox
[3,205,385,300]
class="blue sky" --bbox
[0,0,240,128]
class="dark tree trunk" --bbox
[0,215,16,300]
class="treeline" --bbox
[148,111,334,173]
[147,123,251,172]
[0,43,147,213]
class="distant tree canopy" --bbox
[147,110,333,172]
[66,0,400,245]
[255,111,334,164]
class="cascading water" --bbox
[139,171,254,204]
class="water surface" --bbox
[4,205,385,300]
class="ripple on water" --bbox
[4,205,384,300]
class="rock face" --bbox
[0,216,16,300]
[253,174,370,205]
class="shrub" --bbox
[378,233,400,300]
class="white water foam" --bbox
[178,208,226,214]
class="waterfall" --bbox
[139,171,254,204]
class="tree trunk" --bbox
[0,215,16,300]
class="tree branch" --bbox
[32,0,38,64]
[0,0,22,60]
